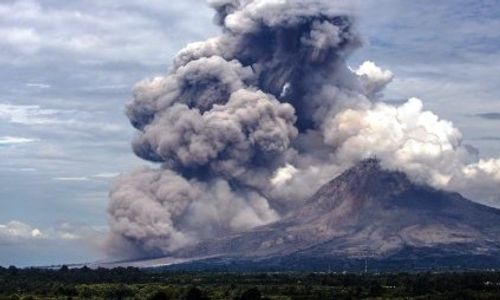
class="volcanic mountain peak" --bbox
[291,159,419,225]
[113,159,500,271]
[313,159,413,198]
[333,158,412,192]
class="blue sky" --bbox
[0,0,499,266]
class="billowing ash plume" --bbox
[108,0,500,258]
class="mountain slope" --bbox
[115,159,500,271]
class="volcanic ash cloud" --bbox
[108,0,500,258]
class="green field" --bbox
[1,266,500,299]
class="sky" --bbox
[0,0,499,267]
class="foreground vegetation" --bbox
[1,266,500,299]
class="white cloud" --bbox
[0,103,65,125]
[0,103,125,133]
[0,221,45,242]
[53,177,90,182]
[0,136,38,145]
[92,172,120,179]
[19,168,37,172]
[25,82,51,89]
[0,27,41,54]
[0,220,107,245]
[59,232,80,241]
[53,172,120,181]
[324,98,500,206]
[271,164,298,186]
[355,61,394,97]
[0,0,215,65]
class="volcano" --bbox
[108,160,500,271]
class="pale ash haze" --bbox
[107,0,500,259]
[0,0,499,266]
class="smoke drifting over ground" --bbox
[108,0,500,258]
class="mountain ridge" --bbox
[102,159,500,271]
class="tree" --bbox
[240,288,262,300]
[184,287,205,300]
[59,265,69,272]
[148,290,171,300]
[7,266,18,275]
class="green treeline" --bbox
[1,265,500,299]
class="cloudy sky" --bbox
[1,0,499,266]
